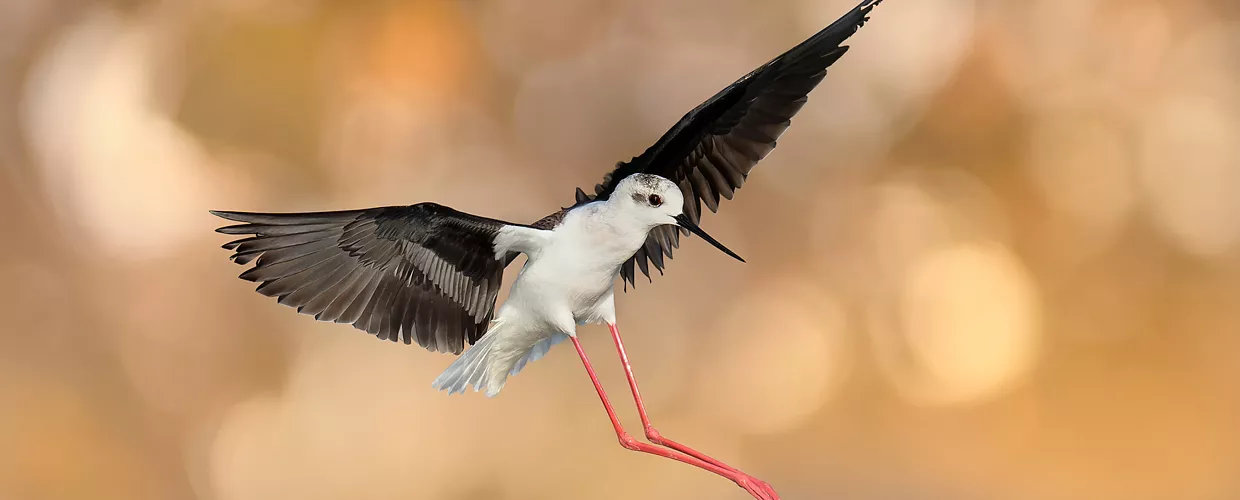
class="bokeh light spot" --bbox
[696,281,850,435]
[898,241,1041,406]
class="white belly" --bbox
[508,249,619,323]
[504,206,647,328]
[431,200,653,397]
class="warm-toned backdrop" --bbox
[2,0,1237,499]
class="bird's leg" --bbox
[605,323,781,499]
[571,335,778,500]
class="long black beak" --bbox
[673,214,745,263]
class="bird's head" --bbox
[612,173,744,263]
[613,173,684,224]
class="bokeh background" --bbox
[2,0,1238,499]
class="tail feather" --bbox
[431,318,567,397]
[462,335,498,392]
[510,333,568,376]
[432,324,504,396]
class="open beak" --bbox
[673,214,745,263]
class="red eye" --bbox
[648,194,663,207]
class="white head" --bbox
[611,173,686,228]
[609,173,744,262]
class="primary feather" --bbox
[582,0,882,288]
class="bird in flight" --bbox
[212,1,881,498]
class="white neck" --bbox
[557,199,658,267]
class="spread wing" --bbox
[584,0,881,288]
[212,203,538,354]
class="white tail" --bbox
[431,319,567,397]
[509,332,568,376]
[432,321,506,396]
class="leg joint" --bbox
[618,433,642,451]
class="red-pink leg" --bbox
[606,323,781,499]
[571,337,776,500]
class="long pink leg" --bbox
[571,336,776,500]
[570,339,773,498]
[606,323,781,499]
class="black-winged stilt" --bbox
[212,1,880,498]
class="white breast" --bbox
[506,202,649,318]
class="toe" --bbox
[735,477,772,500]
[735,475,779,500]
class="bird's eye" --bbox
[648,194,663,207]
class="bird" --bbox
[211,1,881,499]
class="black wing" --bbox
[212,203,517,354]
[585,0,881,288]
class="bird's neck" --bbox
[590,200,656,256]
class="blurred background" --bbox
[1,0,1238,499]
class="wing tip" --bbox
[209,210,250,222]
[211,210,265,234]
[858,0,883,27]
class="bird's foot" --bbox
[735,473,780,500]
[641,426,780,499]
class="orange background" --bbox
[1,1,1238,499]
